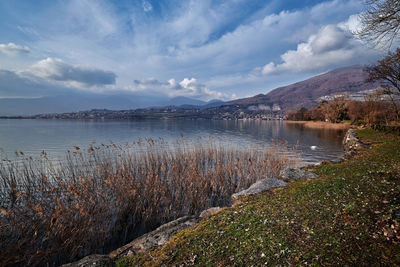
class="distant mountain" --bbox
[201,99,225,109]
[0,93,211,116]
[176,100,226,110]
[157,96,207,107]
[228,65,381,111]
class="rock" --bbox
[200,207,222,218]
[61,255,114,267]
[232,178,287,200]
[343,129,367,158]
[328,158,342,164]
[280,168,319,181]
[109,215,200,259]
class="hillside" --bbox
[228,65,380,111]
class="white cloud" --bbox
[126,77,235,101]
[258,21,380,76]
[261,62,277,76]
[338,14,362,34]
[26,58,116,87]
[310,25,348,53]
[142,1,152,12]
[0,43,30,56]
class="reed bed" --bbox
[0,137,298,266]
[284,120,351,130]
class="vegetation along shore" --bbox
[116,128,400,266]
[283,120,351,130]
[0,138,298,266]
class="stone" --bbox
[343,129,367,158]
[61,255,114,267]
[231,178,287,200]
[200,207,222,218]
[109,216,200,259]
[328,158,342,164]
[280,168,319,181]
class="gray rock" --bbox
[62,255,114,267]
[280,168,319,181]
[109,215,200,259]
[200,207,222,218]
[232,178,287,200]
[343,129,367,158]
[328,158,342,164]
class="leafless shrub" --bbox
[0,138,298,266]
[358,0,400,48]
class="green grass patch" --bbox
[118,129,400,266]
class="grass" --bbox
[119,129,400,266]
[0,137,296,266]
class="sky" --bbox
[0,0,384,102]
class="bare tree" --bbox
[366,48,400,119]
[358,0,400,48]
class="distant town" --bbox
[15,103,286,121]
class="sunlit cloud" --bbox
[26,58,116,87]
[257,19,381,76]
[0,43,30,56]
[125,77,235,101]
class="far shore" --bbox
[284,120,351,130]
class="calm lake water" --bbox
[0,119,346,165]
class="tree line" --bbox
[287,92,398,127]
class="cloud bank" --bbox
[0,69,72,98]
[27,58,116,87]
[127,77,235,101]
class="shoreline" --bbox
[284,120,351,130]
[116,127,399,266]
[66,130,358,265]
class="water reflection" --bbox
[0,119,346,164]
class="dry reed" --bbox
[284,120,351,130]
[0,137,298,266]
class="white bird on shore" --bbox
[310,146,317,150]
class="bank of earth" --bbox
[118,128,400,266]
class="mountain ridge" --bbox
[226,65,380,111]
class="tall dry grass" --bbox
[0,138,298,266]
[284,120,351,130]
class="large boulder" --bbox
[232,178,287,200]
[280,168,319,181]
[109,216,200,259]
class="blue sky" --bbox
[0,0,383,101]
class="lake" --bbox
[0,119,346,165]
